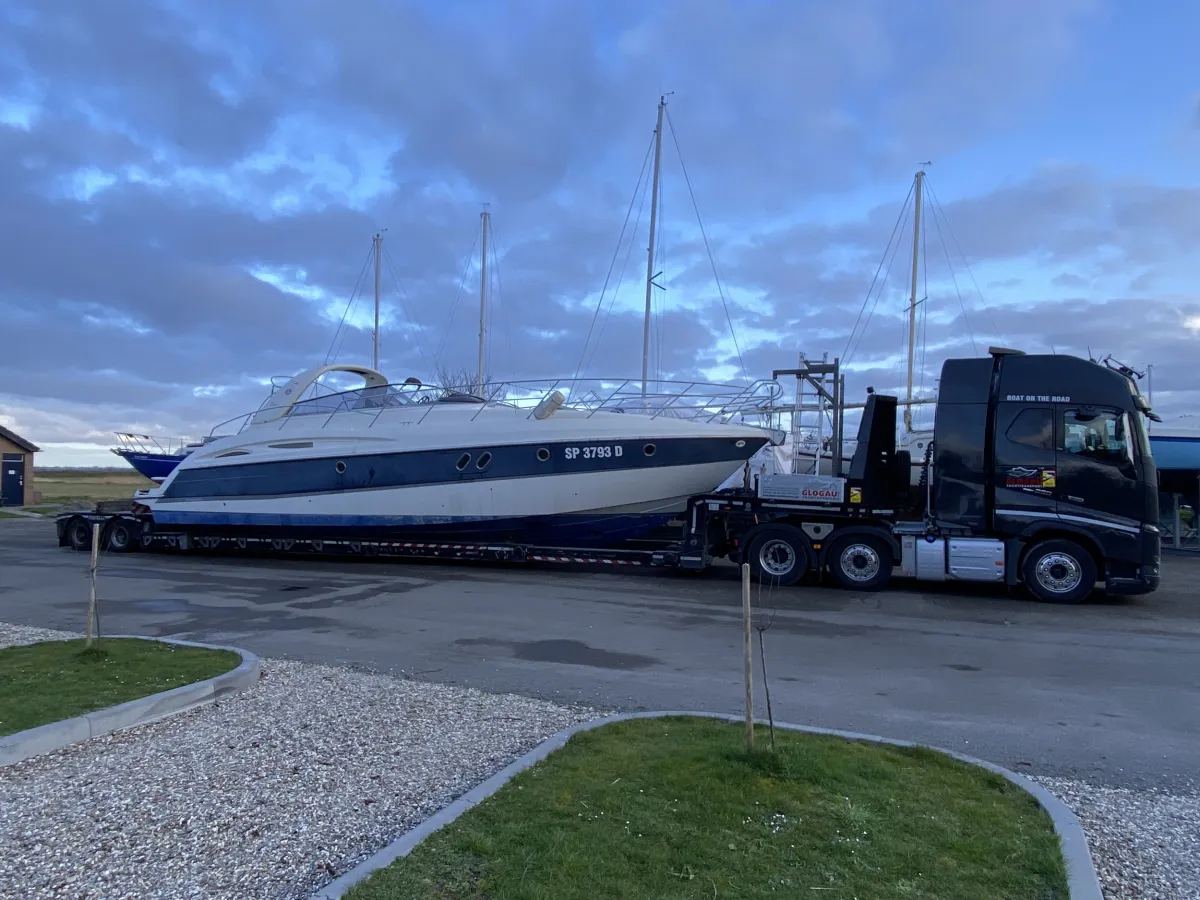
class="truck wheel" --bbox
[828,534,892,591]
[1021,539,1097,604]
[105,519,139,553]
[746,525,809,586]
[67,517,93,552]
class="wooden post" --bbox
[86,523,100,648]
[742,562,753,749]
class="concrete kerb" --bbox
[313,711,1102,900]
[0,635,260,767]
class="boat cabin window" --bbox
[437,391,486,404]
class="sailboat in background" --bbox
[784,169,941,482]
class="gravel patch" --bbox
[1035,776,1200,900]
[0,623,593,899]
[0,622,78,647]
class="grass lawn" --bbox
[349,717,1068,900]
[32,468,155,506]
[0,638,240,736]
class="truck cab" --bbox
[931,348,1160,600]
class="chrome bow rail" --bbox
[112,433,200,456]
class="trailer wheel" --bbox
[746,525,809,586]
[105,519,139,553]
[1021,539,1097,604]
[828,534,892,591]
[67,517,93,552]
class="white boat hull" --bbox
[149,459,744,543]
[143,399,774,545]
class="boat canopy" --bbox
[251,364,390,425]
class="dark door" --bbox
[1,454,24,506]
[991,404,1058,533]
[1055,405,1143,530]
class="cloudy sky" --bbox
[1,0,1197,466]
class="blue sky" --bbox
[0,0,1196,466]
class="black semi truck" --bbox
[695,347,1161,602]
[58,348,1161,603]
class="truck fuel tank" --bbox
[900,534,1006,582]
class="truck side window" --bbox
[1004,408,1054,450]
[1062,408,1132,467]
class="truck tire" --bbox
[827,534,892,591]
[1021,539,1097,604]
[746,524,809,586]
[67,517,93,552]
[105,519,139,553]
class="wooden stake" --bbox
[742,562,753,749]
[86,523,100,648]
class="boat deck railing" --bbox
[208,378,785,437]
[112,433,197,456]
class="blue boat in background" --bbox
[111,433,197,482]
[1149,422,1200,472]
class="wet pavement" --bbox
[2,517,1197,791]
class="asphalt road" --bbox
[2,517,1197,791]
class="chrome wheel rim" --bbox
[758,539,797,577]
[839,543,880,582]
[1035,553,1082,594]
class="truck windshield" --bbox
[1130,411,1152,459]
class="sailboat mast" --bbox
[372,232,382,371]
[642,96,666,401]
[904,170,924,432]
[477,209,490,395]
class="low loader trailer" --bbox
[59,348,1161,604]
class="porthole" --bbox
[456,452,471,471]
[735,440,746,448]
[215,450,250,458]
[334,460,346,474]
[476,451,493,470]
[536,447,551,462]
[643,443,657,457]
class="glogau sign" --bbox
[758,474,846,504]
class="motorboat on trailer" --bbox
[136,365,783,546]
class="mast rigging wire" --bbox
[572,131,656,385]
[665,108,746,382]
[325,242,376,366]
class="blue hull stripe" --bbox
[149,511,677,546]
[161,435,767,501]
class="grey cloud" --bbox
[2,0,1196,456]
[3,0,288,166]
[741,165,1200,284]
